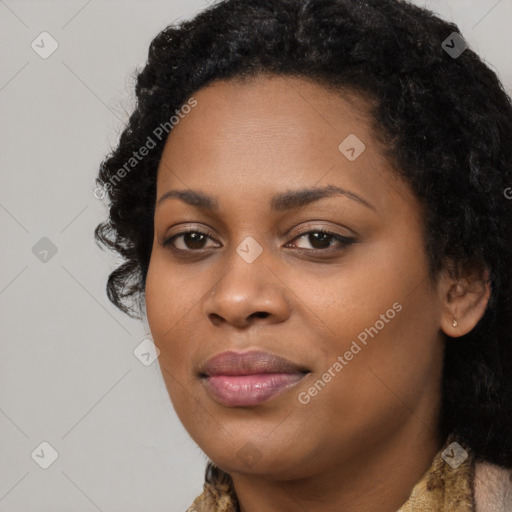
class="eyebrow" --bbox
[155,184,376,213]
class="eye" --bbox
[163,229,220,251]
[162,227,355,254]
[285,228,355,252]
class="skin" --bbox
[144,74,490,512]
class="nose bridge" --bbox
[205,233,289,325]
[216,233,272,296]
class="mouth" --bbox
[199,350,310,407]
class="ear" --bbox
[437,261,491,338]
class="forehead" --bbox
[162,74,376,154]
[155,74,408,216]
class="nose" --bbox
[203,250,291,329]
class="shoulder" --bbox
[474,459,512,512]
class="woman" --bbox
[94,0,512,510]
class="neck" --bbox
[229,423,443,512]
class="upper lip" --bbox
[200,350,310,377]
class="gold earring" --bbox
[452,319,458,327]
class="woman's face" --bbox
[145,75,446,478]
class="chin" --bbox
[198,435,317,479]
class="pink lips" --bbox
[200,350,309,407]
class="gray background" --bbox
[1,1,511,511]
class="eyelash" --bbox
[163,226,355,255]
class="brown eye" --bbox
[287,229,354,252]
[164,230,219,251]
[163,227,354,256]
[301,232,333,250]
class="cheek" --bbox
[145,261,200,422]
[145,247,202,328]
[305,243,439,418]
[145,254,194,372]
[310,249,408,351]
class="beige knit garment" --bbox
[187,435,512,512]
[396,435,475,512]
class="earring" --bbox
[452,319,458,328]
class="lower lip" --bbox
[202,373,306,407]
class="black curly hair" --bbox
[94,0,512,467]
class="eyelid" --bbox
[289,222,356,239]
[286,227,355,251]
[161,221,353,242]
[162,223,356,254]
[162,226,220,248]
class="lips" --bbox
[200,350,309,377]
[199,350,310,407]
